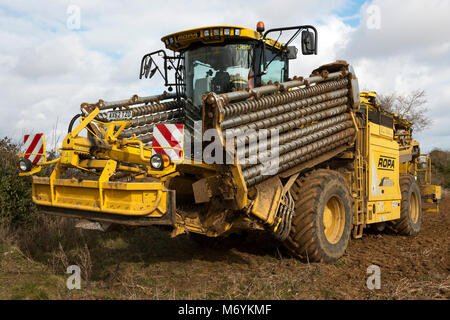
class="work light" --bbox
[17,158,32,172]
[150,154,170,170]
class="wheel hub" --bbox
[323,195,345,244]
[410,191,419,223]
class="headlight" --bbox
[150,154,171,170]
[17,158,32,172]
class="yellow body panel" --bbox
[366,122,402,224]
[32,176,168,217]
[250,177,283,225]
[420,184,441,213]
[366,200,401,224]
[399,162,414,175]
[420,184,442,203]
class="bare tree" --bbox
[377,90,432,131]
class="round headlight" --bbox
[150,155,164,170]
[18,158,32,172]
[150,154,171,170]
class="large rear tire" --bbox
[283,169,353,263]
[391,175,422,235]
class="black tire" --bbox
[283,169,353,263]
[391,175,422,235]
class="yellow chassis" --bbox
[19,107,248,236]
[19,107,181,225]
[19,92,442,239]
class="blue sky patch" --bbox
[334,0,367,27]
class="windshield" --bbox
[185,43,254,106]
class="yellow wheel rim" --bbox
[410,191,419,223]
[323,196,346,244]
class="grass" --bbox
[0,209,448,300]
[0,134,448,300]
[0,217,316,299]
[334,258,348,267]
[320,288,339,299]
[9,277,58,300]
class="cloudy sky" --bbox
[1,0,449,152]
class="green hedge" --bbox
[0,137,35,225]
[429,149,450,189]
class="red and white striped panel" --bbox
[151,124,184,162]
[23,133,44,164]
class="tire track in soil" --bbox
[227,195,449,299]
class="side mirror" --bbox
[286,46,298,60]
[141,56,153,78]
[301,30,316,55]
[141,56,158,79]
[149,67,158,79]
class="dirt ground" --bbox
[0,195,448,300]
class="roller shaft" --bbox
[129,109,183,128]
[83,92,179,111]
[241,113,352,158]
[227,98,348,138]
[220,71,347,107]
[96,100,184,122]
[119,112,184,138]
[222,78,349,119]
[243,127,355,184]
[222,88,348,129]
[241,119,354,167]
[245,135,353,187]
[130,100,184,117]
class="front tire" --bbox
[283,169,353,263]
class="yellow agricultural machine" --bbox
[17,23,441,263]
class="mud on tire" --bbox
[283,169,353,263]
[390,175,422,236]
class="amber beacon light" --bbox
[256,21,265,33]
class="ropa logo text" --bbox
[378,156,395,171]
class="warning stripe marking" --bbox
[151,124,184,162]
[23,133,44,164]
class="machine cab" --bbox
[140,23,317,112]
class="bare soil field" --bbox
[0,195,448,300]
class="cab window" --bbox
[261,49,287,85]
[184,43,254,107]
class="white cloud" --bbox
[335,0,450,152]
[342,0,450,59]
[0,0,448,154]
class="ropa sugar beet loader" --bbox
[17,22,441,263]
